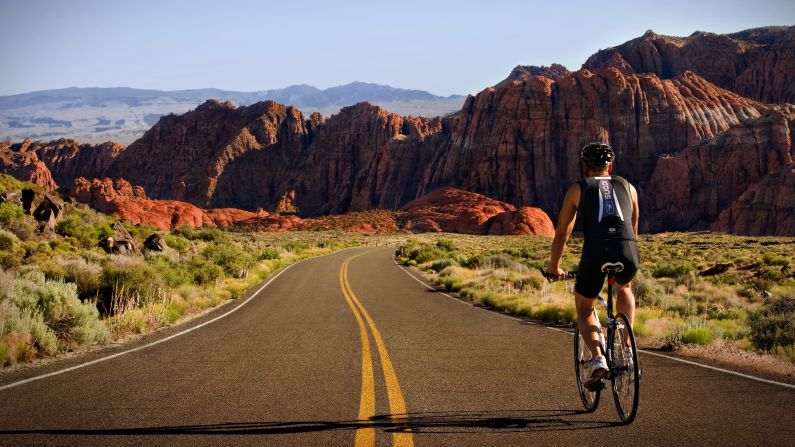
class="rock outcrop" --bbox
[496,64,572,86]
[0,142,57,190]
[69,177,302,231]
[646,106,794,231]
[583,26,795,104]
[401,187,554,236]
[710,164,795,236]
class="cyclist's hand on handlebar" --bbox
[545,266,567,282]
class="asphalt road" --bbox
[1,247,793,446]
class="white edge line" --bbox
[393,257,795,390]
[0,261,299,392]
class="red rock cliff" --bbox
[646,106,795,231]
[583,26,795,104]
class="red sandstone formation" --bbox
[2,26,792,235]
[0,142,57,190]
[583,26,795,104]
[401,187,554,236]
[710,164,795,236]
[646,106,795,231]
[69,177,303,231]
[496,64,572,87]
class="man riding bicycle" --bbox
[546,142,640,389]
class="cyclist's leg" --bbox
[575,290,603,358]
[615,282,635,325]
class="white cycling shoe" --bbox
[584,355,609,389]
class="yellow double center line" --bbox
[340,253,413,447]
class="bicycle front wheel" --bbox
[574,326,600,412]
[610,312,640,424]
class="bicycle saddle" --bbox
[601,262,625,273]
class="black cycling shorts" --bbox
[574,240,639,298]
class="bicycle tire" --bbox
[609,312,640,424]
[574,326,600,412]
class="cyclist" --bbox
[546,142,640,388]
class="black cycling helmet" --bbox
[580,142,615,168]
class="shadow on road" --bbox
[0,409,620,437]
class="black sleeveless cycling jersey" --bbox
[577,175,636,243]
[574,175,640,298]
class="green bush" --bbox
[61,257,103,300]
[653,261,697,278]
[748,298,795,351]
[283,241,309,253]
[10,268,108,349]
[56,216,100,248]
[101,256,164,314]
[428,258,454,273]
[682,326,713,345]
[188,258,225,285]
[257,248,281,260]
[632,271,665,307]
[763,253,790,267]
[406,243,448,264]
[202,241,255,278]
[0,174,28,194]
[436,239,456,252]
[148,255,192,288]
[0,202,24,225]
[163,233,190,254]
[0,228,19,250]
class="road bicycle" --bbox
[540,263,640,424]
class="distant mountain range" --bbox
[0,82,465,145]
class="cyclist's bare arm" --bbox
[547,183,580,279]
[630,184,639,235]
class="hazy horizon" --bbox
[1,0,794,97]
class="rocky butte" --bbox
[1,26,793,236]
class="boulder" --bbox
[98,223,138,255]
[143,233,167,251]
[401,187,554,236]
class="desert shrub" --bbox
[56,216,100,248]
[748,297,795,352]
[763,253,790,267]
[283,241,309,253]
[47,238,74,253]
[405,243,447,264]
[0,228,19,250]
[516,247,541,259]
[758,267,785,282]
[681,326,713,345]
[0,174,26,194]
[187,258,225,285]
[201,241,255,278]
[0,202,24,225]
[148,254,192,288]
[61,257,103,300]
[101,256,164,315]
[773,344,795,363]
[10,268,108,349]
[257,248,281,260]
[435,239,456,252]
[632,271,665,307]
[163,233,190,254]
[653,261,697,279]
[123,222,157,243]
[428,258,455,273]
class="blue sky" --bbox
[0,0,793,96]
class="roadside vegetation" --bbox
[0,175,364,367]
[395,233,795,368]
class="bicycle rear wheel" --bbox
[609,313,640,424]
[574,326,600,412]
